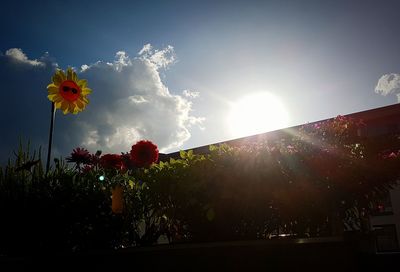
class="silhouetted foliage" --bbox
[1,116,399,255]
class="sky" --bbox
[1,0,400,165]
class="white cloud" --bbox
[137,43,176,69]
[183,89,200,99]
[81,64,90,71]
[114,51,132,71]
[5,48,45,66]
[375,73,400,101]
[0,45,203,164]
[138,43,152,55]
[129,95,148,104]
[65,46,203,154]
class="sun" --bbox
[227,92,289,138]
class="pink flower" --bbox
[380,150,400,159]
[66,147,91,165]
[313,123,321,129]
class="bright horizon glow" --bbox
[228,92,289,138]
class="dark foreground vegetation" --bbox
[1,116,399,270]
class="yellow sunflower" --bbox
[47,67,92,114]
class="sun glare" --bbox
[228,92,289,138]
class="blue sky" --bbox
[1,0,400,164]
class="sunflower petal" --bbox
[47,94,55,102]
[78,79,87,89]
[68,103,76,114]
[47,94,59,100]
[47,86,59,94]
[53,95,63,103]
[57,69,66,81]
[75,99,85,109]
[72,70,78,82]
[61,101,70,114]
[47,83,59,89]
[81,88,92,95]
[82,97,89,104]
[67,68,73,80]
[52,73,63,85]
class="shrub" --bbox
[1,116,399,255]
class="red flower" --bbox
[82,165,94,174]
[130,140,159,168]
[120,152,135,172]
[66,147,91,165]
[100,154,123,170]
[89,150,102,166]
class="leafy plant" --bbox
[1,116,399,255]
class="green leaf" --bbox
[187,150,194,159]
[180,150,186,159]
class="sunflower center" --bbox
[59,80,81,102]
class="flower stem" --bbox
[46,102,56,174]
